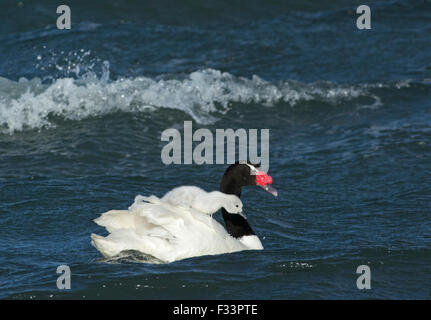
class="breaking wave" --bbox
[0,65,410,134]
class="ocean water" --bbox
[1,0,431,299]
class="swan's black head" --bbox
[219,161,277,239]
[220,161,277,197]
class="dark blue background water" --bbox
[1,0,430,299]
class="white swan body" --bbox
[91,187,263,263]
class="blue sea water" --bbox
[0,0,431,299]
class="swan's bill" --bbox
[255,171,278,197]
[261,184,278,197]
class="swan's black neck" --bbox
[220,172,256,238]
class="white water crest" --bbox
[0,67,387,134]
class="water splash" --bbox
[0,65,404,135]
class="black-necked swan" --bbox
[90,161,277,263]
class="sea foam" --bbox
[0,68,378,134]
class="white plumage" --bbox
[91,186,262,263]
[161,186,244,217]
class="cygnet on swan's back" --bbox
[161,186,244,217]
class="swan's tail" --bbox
[94,210,134,233]
[91,233,122,258]
[91,194,187,261]
[91,229,175,261]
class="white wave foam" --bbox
[0,68,375,134]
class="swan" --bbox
[91,161,277,263]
